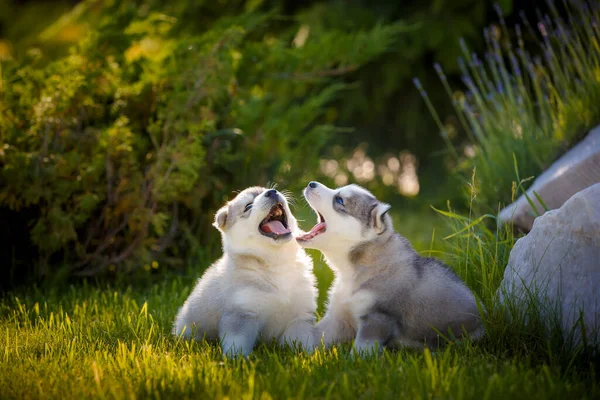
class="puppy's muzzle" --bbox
[258,193,291,240]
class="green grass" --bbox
[0,277,597,399]
[1,201,598,399]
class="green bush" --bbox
[1,1,516,213]
[0,1,404,279]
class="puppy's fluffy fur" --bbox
[297,182,484,352]
[173,187,317,356]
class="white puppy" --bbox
[297,181,483,353]
[173,187,317,357]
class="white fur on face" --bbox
[298,182,380,251]
[220,188,300,261]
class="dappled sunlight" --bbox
[293,25,310,48]
[320,148,420,196]
[463,144,476,158]
[397,151,420,196]
[511,120,523,139]
[345,148,374,183]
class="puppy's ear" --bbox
[371,202,391,234]
[213,206,228,231]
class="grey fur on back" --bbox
[349,232,482,346]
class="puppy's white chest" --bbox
[349,289,377,320]
[233,262,314,338]
[269,266,314,313]
[331,281,377,326]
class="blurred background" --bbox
[3,0,594,291]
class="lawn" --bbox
[1,207,598,400]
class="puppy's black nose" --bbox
[308,181,318,188]
[265,189,277,198]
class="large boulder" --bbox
[499,125,600,232]
[497,183,600,346]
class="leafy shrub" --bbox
[0,1,404,280]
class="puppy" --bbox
[297,181,483,352]
[173,187,317,357]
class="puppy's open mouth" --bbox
[259,204,291,239]
[296,212,326,242]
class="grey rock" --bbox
[498,183,600,346]
[499,125,600,232]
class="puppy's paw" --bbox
[221,339,253,358]
[351,339,383,358]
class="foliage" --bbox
[0,0,514,156]
[293,0,514,154]
[416,1,600,210]
[0,0,406,280]
[1,1,517,215]
[0,0,73,61]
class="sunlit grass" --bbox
[1,191,598,399]
[1,271,598,400]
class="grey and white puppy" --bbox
[173,187,317,357]
[297,181,484,352]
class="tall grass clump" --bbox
[415,0,600,209]
[414,0,600,360]
[433,169,599,367]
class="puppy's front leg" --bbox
[219,310,260,357]
[280,315,316,351]
[315,315,355,348]
[353,312,396,355]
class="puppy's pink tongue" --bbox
[296,222,326,241]
[261,220,290,234]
